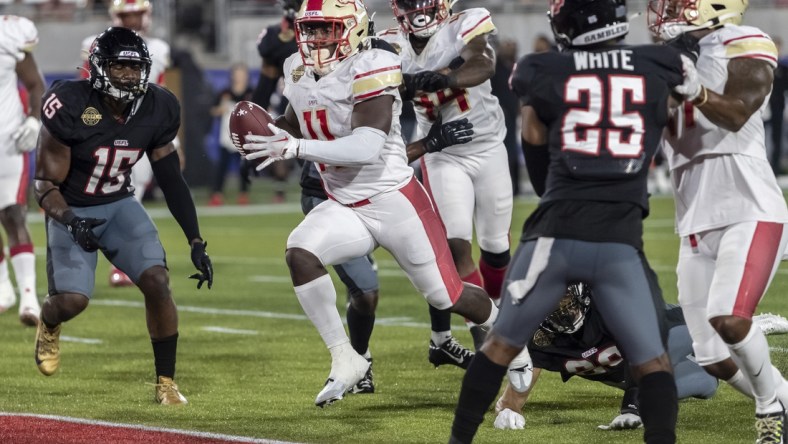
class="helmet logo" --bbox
[411,13,433,28]
[119,50,140,57]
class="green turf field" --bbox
[2,189,788,443]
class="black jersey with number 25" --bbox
[511,45,683,213]
[41,80,180,207]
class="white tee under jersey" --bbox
[81,34,170,85]
[378,8,505,155]
[282,48,412,204]
[0,15,37,135]
[660,24,788,236]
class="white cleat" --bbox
[315,345,370,408]
[0,279,16,313]
[754,313,788,336]
[507,347,534,393]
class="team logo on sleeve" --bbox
[81,107,102,126]
[291,65,305,83]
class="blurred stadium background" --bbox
[2,0,787,193]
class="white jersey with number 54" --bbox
[378,7,505,155]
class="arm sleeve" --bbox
[299,126,387,166]
[151,151,201,242]
[522,138,549,197]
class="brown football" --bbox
[228,100,275,156]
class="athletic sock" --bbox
[429,304,453,345]
[151,333,178,379]
[729,325,781,414]
[479,258,507,301]
[638,371,678,444]
[347,303,374,356]
[10,245,36,307]
[451,352,507,443]
[294,274,347,348]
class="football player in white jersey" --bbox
[649,0,788,440]
[80,0,173,287]
[242,0,497,408]
[378,0,513,356]
[0,15,45,327]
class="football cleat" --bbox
[428,337,474,369]
[756,407,786,444]
[19,304,40,327]
[0,278,16,313]
[754,313,788,336]
[109,267,134,287]
[154,376,188,405]
[508,347,534,393]
[315,345,370,407]
[350,358,374,394]
[35,322,61,376]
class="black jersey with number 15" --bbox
[511,45,683,213]
[41,80,180,207]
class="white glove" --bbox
[598,413,642,430]
[673,54,702,101]
[12,116,41,153]
[243,123,300,171]
[494,408,525,430]
[507,348,534,393]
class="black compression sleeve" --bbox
[251,72,278,110]
[522,138,549,197]
[151,151,201,243]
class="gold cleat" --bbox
[34,323,61,376]
[155,376,188,405]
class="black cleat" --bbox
[350,359,374,394]
[428,337,474,369]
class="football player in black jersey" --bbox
[32,27,213,405]
[493,283,718,431]
[449,1,698,442]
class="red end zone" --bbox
[0,413,294,444]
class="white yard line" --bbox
[60,336,102,344]
[201,326,259,335]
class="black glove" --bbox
[65,216,106,252]
[189,240,213,289]
[665,33,700,63]
[401,73,416,101]
[423,117,474,153]
[413,70,452,93]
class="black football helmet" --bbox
[88,27,151,103]
[540,282,592,334]
[279,0,302,22]
[549,0,629,50]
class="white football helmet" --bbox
[647,0,748,40]
[110,0,152,33]
[391,0,453,39]
[295,0,370,76]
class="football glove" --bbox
[423,117,474,153]
[65,216,106,253]
[12,116,41,153]
[189,240,213,290]
[598,413,642,430]
[494,408,525,430]
[674,55,702,102]
[243,123,299,171]
[665,33,700,63]
[413,70,452,92]
[401,73,416,101]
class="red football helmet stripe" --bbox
[305,0,322,13]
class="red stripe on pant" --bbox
[16,153,29,205]
[398,177,464,303]
[732,222,783,318]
